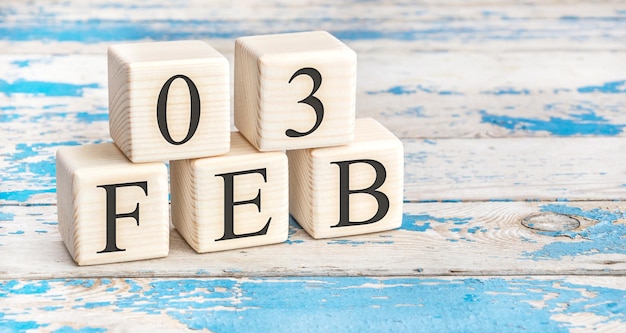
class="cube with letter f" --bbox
[56,143,169,265]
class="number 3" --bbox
[286,67,324,137]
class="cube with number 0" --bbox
[108,40,230,163]
[234,31,356,151]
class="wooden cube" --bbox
[108,40,230,163]
[56,143,169,265]
[234,31,356,151]
[170,132,289,253]
[288,118,404,239]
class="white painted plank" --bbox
[358,51,626,139]
[1,201,624,279]
[404,137,626,202]
[4,136,626,205]
[2,51,625,143]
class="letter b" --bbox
[288,118,404,239]
[330,159,390,228]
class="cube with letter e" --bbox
[170,132,289,253]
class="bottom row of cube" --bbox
[56,118,404,265]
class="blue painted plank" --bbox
[0,6,624,44]
[1,277,624,332]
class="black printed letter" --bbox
[215,169,271,241]
[96,181,148,253]
[330,159,389,228]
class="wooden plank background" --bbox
[1,0,625,331]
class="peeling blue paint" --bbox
[521,236,538,244]
[480,110,626,136]
[0,19,247,42]
[0,79,100,97]
[397,106,427,117]
[10,59,32,67]
[0,314,46,331]
[65,279,96,289]
[1,277,624,332]
[467,226,487,234]
[125,279,142,293]
[402,213,487,243]
[53,326,107,333]
[76,302,112,309]
[0,188,56,202]
[43,104,68,110]
[367,85,462,96]
[1,20,475,43]
[41,306,63,311]
[524,204,626,260]
[326,239,394,246]
[0,280,51,296]
[1,141,84,202]
[489,198,514,202]
[0,112,20,122]
[0,211,15,221]
[482,87,530,95]
[402,213,472,232]
[286,216,305,245]
[75,112,109,123]
[578,80,626,93]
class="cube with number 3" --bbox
[234,31,356,151]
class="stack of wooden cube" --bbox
[56,31,404,266]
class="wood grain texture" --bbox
[170,132,289,253]
[234,31,356,151]
[1,0,625,331]
[108,40,230,162]
[2,200,625,278]
[2,1,625,54]
[288,118,404,238]
[55,143,169,265]
[1,276,624,332]
[404,137,626,202]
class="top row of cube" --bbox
[108,31,357,163]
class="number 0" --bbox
[286,67,324,138]
[156,74,201,145]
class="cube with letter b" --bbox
[56,143,169,266]
[170,132,289,253]
[108,40,230,163]
[288,118,404,239]
[234,31,356,151]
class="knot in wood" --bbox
[521,212,580,232]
